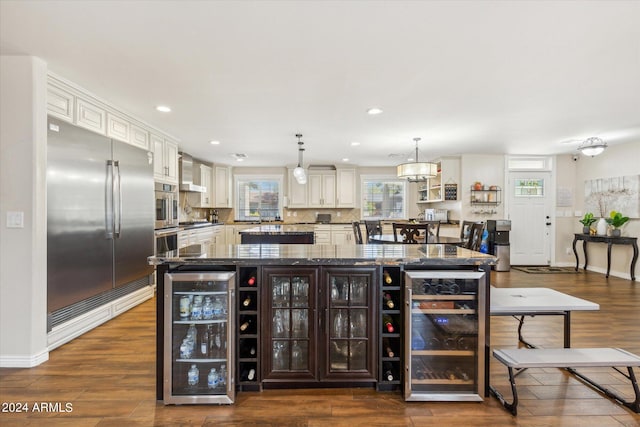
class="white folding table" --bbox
[490,287,600,348]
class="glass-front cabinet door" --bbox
[262,268,318,382]
[322,267,377,382]
[404,270,486,402]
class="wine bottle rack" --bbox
[378,266,403,391]
[237,266,260,391]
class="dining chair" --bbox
[364,220,382,243]
[465,222,485,251]
[352,221,364,244]
[421,220,441,237]
[392,223,433,243]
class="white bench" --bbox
[490,347,640,415]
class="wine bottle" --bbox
[383,293,395,309]
[382,314,395,333]
[384,369,394,381]
[383,362,395,381]
[385,345,394,358]
[247,276,256,286]
[247,368,256,381]
[383,271,393,284]
[242,295,252,307]
[239,318,252,332]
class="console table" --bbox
[572,233,638,281]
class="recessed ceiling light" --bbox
[156,105,171,113]
[366,107,383,115]
[209,140,220,145]
[407,157,414,162]
[350,141,361,146]
[342,158,350,162]
[236,158,244,162]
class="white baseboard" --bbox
[554,261,636,281]
[47,285,155,352]
[0,349,49,368]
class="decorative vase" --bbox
[611,228,621,237]
[596,218,608,236]
[582,226,590,234]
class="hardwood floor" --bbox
[1,269,639,426]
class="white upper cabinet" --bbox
[214,165,232,208]
[336,168,357,208]
[76,98,106,134]
[153,134,179,184]
[194,163,213,208]
[308,171,336,208]
[287,168,308,208]
[129,124,150,150]
[106,112,130,143]
[47,84,75,123]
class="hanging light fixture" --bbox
[293,133,307,184]
[578,137,607,157]
[397,137,438,182]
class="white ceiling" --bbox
[2,1,639,167]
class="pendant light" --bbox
[293,134,307,184]
[397,137,438,182]
[578,137,607,157]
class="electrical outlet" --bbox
[565,247,572,255]
[336,212,341,217]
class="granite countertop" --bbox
[149,243,496,267]
[239,224,316,234]
[179,222,224,231]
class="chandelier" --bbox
[396,137,438,182]
[578,137,607,157]
[292,133,307,184]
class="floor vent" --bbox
[48,277,150,331]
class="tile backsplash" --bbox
[188,207,361,224]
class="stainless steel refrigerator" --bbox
[47,117,154,327]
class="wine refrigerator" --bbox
[163,271,236,404]
[404,271,486,401]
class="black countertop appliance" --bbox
[487,219,511,271]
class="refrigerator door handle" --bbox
[405,287,412,398]
[105,160,114,239]
[114,160,122,238]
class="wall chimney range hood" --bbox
[178,152,206,193]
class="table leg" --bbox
[582,240,589,270]
[631,242,638,281]
[564,311,571,348]
[606,243,612,278]
[572,236,579,272]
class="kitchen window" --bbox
[235,176,283,221]
[361,177,407,220]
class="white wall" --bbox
[568,141,640,280]
[0,56,49,366]
[460,154,506,221]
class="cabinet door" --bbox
[287,168,308,208]
[307,174,323,207]
[152,134,166,180]
[215,166,232,208]
[130,124,150,150]
[322,173,336,208]
[336,169,356,208]
[322,267,377,381]
[47,85,75,123]
[262,268,318,382]
[164,139,179,184]
[106,113,130,143]
[76,98,106,134]
[200,165,213,207]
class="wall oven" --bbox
[155,182,178,229]
[155,227,179,255]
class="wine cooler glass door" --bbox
[163,271,236,405]
[404,271,485,402]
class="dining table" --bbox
[368,234,462,245]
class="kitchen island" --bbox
[239,224,315,244]
[150,243,495,401]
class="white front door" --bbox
[507,171,553,265]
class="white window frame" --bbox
[234,174,284,221]
[360,174,407,220]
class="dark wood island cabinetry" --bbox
[151,243,494,400]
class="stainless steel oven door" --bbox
[155,183,178,229]
[155,227,179,255]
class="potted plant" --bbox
[605,210,629,237]
[579,212,597,234]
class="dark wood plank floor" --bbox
[1,269,639,426]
